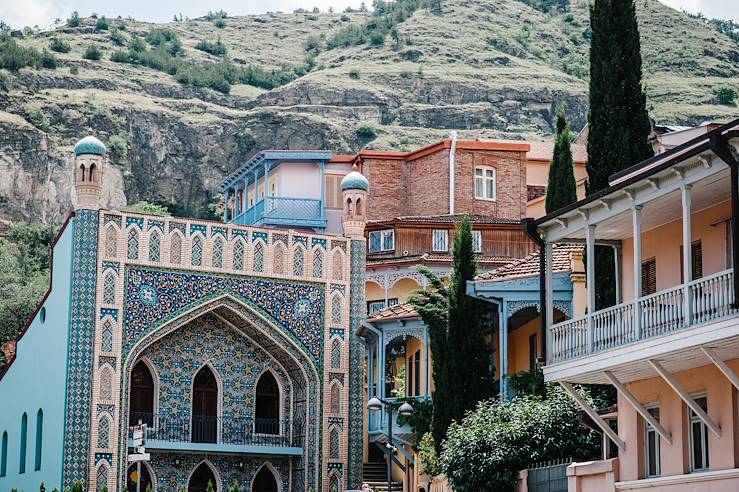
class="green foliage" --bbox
[214,19,227,29]
[229,479,240,492]
[110,28,127,47]
[110,50,130,63]
[441,386,599,492]
[40,50,57,69]
[205,480,214,492]
[686,11,739,42]
[145,485,152,492]
[545,104,577,214]
[70,65,79,75]
[101,486,108,492]
[108,133,129,162]
[417,432,441,476]
[83,44,102,61]
[0,34,47,71]
[509,367,545,397]
[27,107,49,130]
[396,397,433,437]
[95,16,109,30]
[72,481,84,492]
[125,201,170,216]
[67,11,81,28]
[715,85,737,105]
[0,70,9,92]
[204,10,228,21]
[356,124,377,139]
[348,68,360,79]
[304,34,322,55]
[49,38,71,53]
[516,0,569,14]
[195,38,227,56]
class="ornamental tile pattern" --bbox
[123,267,325,362]
[347,240,366,488]
[62,209,100,489]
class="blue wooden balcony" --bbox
[231,196,326,229]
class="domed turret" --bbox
[74,128,106,210]
[341,165,368,240]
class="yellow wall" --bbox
[365,277,422,306]
[492,317,540,377]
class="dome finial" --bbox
[86,127,94,136]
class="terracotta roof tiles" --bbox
[475,243,582,281]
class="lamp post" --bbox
[367,397,413,492]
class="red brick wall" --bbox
[363,157,407,221]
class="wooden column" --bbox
[586,224,596,352]
[682,184,693,323]
[633,205,643,339]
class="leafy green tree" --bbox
[49,38,71,53]
[441,386,599,492]
[545,104,577,213]
[229,479,240,492]
[409,216,491,451]
[125,201,170,216]
[67,11,81,28]
[715,85,737,105]
[71,481,84,492]
[205,480,214,492]
[83,44,102,61]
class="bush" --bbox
[204,10,228,20]
[417,432,440,476]
[125,201,170,216]
[40,49,57,69]
[304,34,322,55]
[348,68,360,79]
[369,31,385,46]
[83,44,101,60]
[110,28,127,46]
[715,85,737,105]
[340,14,351,21]
[95,16,109,30]
[27,108,49,130]
[110,50,130,63]
[145,28,178,47]
[356,124,377,139]
[0,33,41,71]
[195,38,227,56]
[0,70,9,91]
[214,19,226,29]
[49,38,71,53]
[67,11,81,28]
[70,65,79,75]
[129,37,145,53]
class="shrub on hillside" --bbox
[83,44,101,60]
[110,50,130,63]
[39,49,57,69]
[49,38,71,53]
[195,38,227,56]
[67,11,81,28]
[715,85,737,105]
[110,28,127,46]
[95,16,109,30]
[356,124,377,139]
[214,19,226,29]
[27,107,49,130]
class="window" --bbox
[689,396,709,472]
[414,350,421,396]
[432,229,449,252]
[368,229,394,253]
[367,298,399,315]
[645,406,661,478]
[192,366,218,444]
[473,230,483,253]
[680,241,703,282]
[255,371,280,435]
[325,174,343,210]
[127,228,139,260]
[529,333,538,370]
[148,230,161,262]
[475,166,496,200]
[642,258,656,296]
[19,412,27,474]
[1,431,6,477]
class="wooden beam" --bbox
[701,346,739,391]
[604,371,672,445]
[649,359,721,437]
[560,381,626,451]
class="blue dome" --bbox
[74,135,106,156]
[340,171,369,191]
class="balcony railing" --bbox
[129,412,304,448]
[231,196,325,228]
[550,269,737,363]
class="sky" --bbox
[0,0,737,30]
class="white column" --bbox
[586,224,596,353]
[499,301,509,399]
[544,241,554,363]
[613,245,621,304]
[633,205,643,339]
[682,184,693,324]
[383,271,389,306]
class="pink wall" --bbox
[621,200,731,302]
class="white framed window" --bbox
[368,229,395,254]
[475,166,496,201]
[645,406,661,478]
[432,229,449,252]
[473,230,482,253]
[689,396,709,472]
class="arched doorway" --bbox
[255,371,280,435]
[188,462,217,492]
[126,462,153,491]
[129,360,155,426]
[252,465,278,492]
[192,365,218,443]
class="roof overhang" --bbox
[220,150,333,191]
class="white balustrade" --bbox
[691,269,737,323]
[591,302,635,352]
[550,317,588,363]
[638,285,684,338]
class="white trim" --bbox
[187,459,222,492]
[700,345,739,391]
[474,165,497,201]
[615,467,739,489]
[643,405,661,478]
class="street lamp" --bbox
[367,397,413,492]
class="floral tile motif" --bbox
[347,240,366,488]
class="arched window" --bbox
[255,371,280,435]
[19,412,27,473]
[99,365,113,401]
[232,239,245,270]
[104,226,117,258]
[192,366,218,443]
[103,272,116,305]
[89,163,97,182]
[253,465,278,492]
[330,339,342,369]
[332,250,344,280]
[170,232,182,264]
[34,409,42,471]
[127,228,139,260]
[129,361,154,426]
[97,415,110,449]
[331,295,343,325]
[79,164,86,182]
[191,235,204,266]
[293,247,305,276]
[96,463,109,492]
[148,230,161,262]
[330,384,341,414]
[212,237,224,268]
[253,241,265,273]
[273,244,286,275]
[346,197,354,215]
[356,197,363,215]
[189,462,218,492]
[1,431,7,477]
[126,463,153,492]
[329,427,340,459]
[312,248,324,278]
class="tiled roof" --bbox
[367,253,514,267]
[367,214,522,226]
[475,243,582,281]
[368,303,418,322]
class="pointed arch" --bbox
[34,409,42,471]
[312,247,324,278]
[255,369,281,435]
[273,243,286,275]
[127,227,140,260]
[212,236,225,268]
[329,472,340,492]
[19,412,27,473]
[191,363,221,443]
[129,358,157,426]
[99,365,113,401]
[188,459,221,492]
[329,426,340,459]
[331,293,343,325]
[148,229,161,262]
[97,414,111,449]
[332,249,344,280]
[253,240,265,273]
[103,271,117,305]
[170,230,183,264]
[104,225,118,258]
[356,196,363,215]
[88,162,97,182]
[95,462,109,492]
[0,430,6,477]
[330,338,342,369]
[79,163,86,182]
[191,233,204,266]
[292,244,306,277]
[252,462,281,492]
[346,196,354,215]
[329,382,341,414]
[232,237,245,270]
[126,462,156,492]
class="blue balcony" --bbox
[232,196,326,229]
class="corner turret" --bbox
[340,165,368,240]
[73,128,106,210]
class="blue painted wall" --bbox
[0,218,75,491]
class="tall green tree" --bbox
[587,0,653,308]
[545,105,577,214]
[409,216,491,451]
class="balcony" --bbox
[128,413,304,456]
[549,269,737,364]
[231,196,326,230]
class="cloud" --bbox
[0,0,72,29]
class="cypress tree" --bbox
[545,105,578,214]
[587,0,653,308]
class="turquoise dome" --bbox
[340,171,369,191]
[74,135,107,156]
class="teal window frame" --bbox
[19,413,27,474]
[34,409,43,471]
[1,430,7,477]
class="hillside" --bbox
[0,0,737,224]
